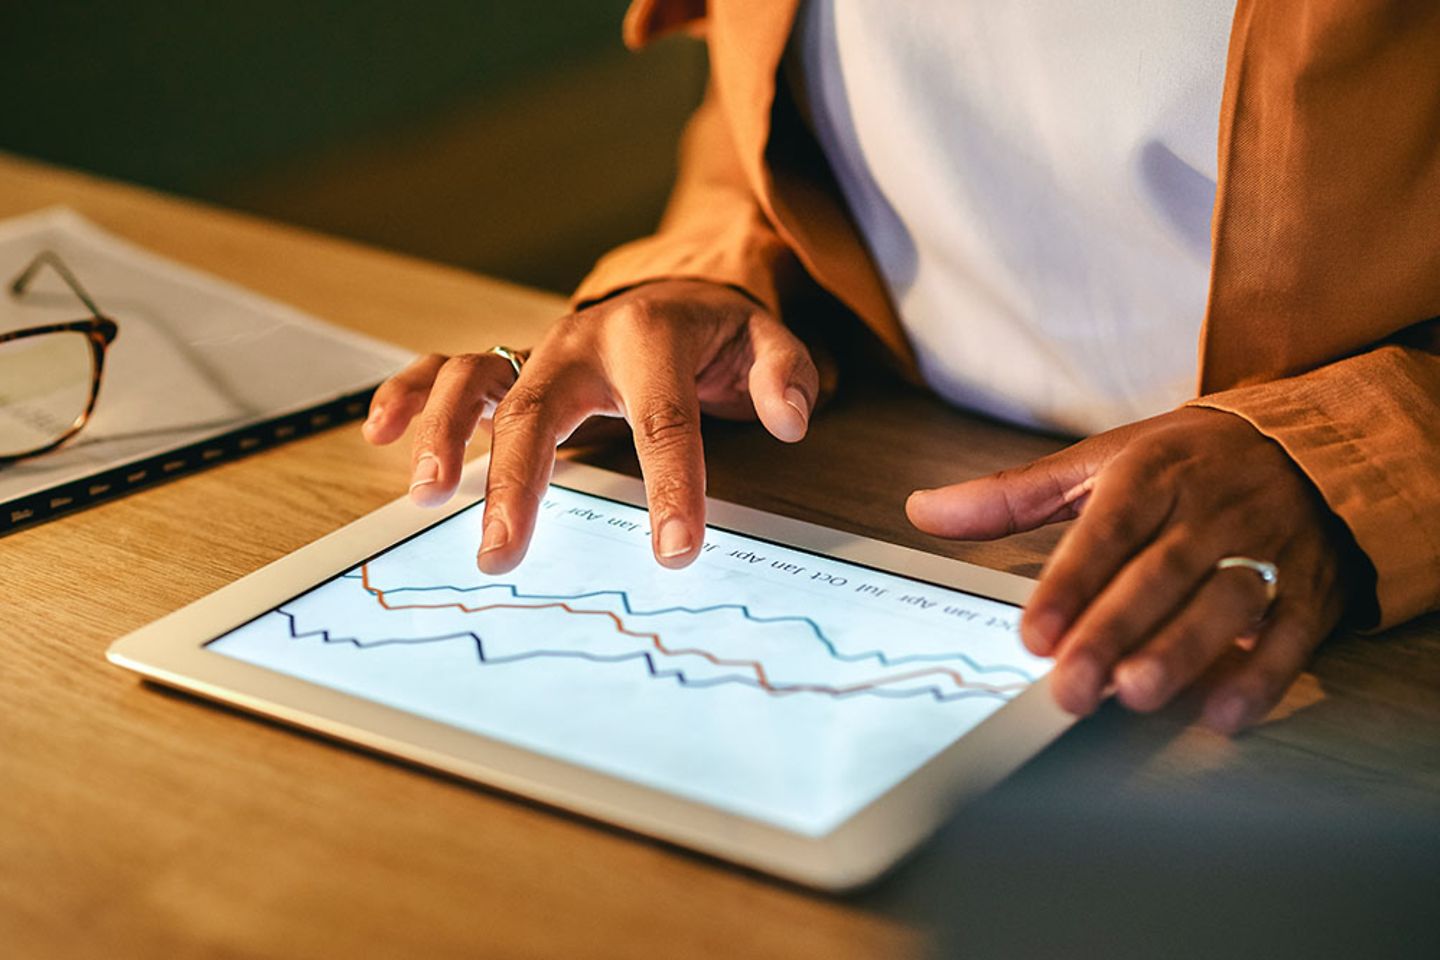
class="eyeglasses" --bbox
[0,252,119,464]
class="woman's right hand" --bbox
[361,279,821,574]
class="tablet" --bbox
[108,458,1073,890]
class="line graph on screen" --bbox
[204,484,1058,835]
[268,563,1037,704]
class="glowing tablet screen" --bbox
[207,485,1051,836]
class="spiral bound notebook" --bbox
[0,208,414,535]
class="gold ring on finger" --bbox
[486,345,527,382]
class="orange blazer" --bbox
[574,0,1440,629]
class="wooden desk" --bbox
[2,155,1436,960]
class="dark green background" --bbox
[3,2,704,291]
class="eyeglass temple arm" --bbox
[10,250,105,318]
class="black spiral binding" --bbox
[1,387,377,537]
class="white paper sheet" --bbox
[0,208,414,506]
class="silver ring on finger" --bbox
[1214,555,1279,620]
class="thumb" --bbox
[906,446,1102,540]
[746,315,819,444]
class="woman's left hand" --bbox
[906,408,1357,734]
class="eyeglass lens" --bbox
[0,331,97,458]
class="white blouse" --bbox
[792,0,1236,434]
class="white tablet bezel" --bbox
[107,457,1074,891]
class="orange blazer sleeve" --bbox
[1187,340,1440,630]
[1186,5,1440,630]
[570,77,804,318]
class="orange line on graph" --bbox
[359,564,1025,698]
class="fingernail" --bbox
[657,517,692,559]
[1057,654,1104,715]
[905,489,936,519]
[480,514,509,554]
[365,404,384,426]
[1118,658,1165,707]
[1023,608,1064,654]
[784,385,809,419]
[767,387,808,443]
[409,452,439,491]
[1207,694,1250,734]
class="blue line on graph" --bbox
[272,607,1016,704]
[337,573,1036,683]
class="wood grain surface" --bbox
[1,154,1436,960]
